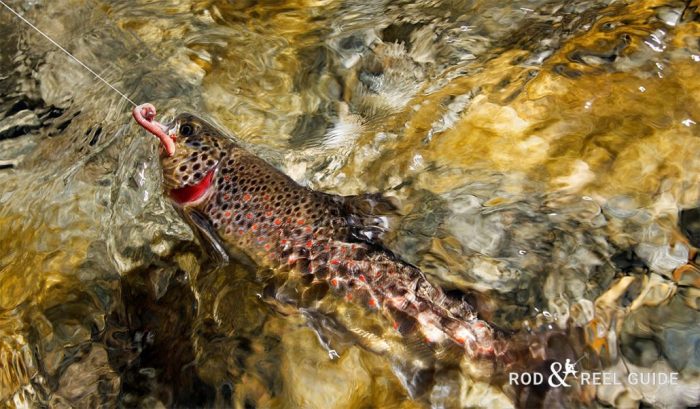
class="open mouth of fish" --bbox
[133,103,216,205]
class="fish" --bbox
[133,103,505,392]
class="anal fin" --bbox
[300,308,352,360]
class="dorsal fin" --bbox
[335,192,400,245]
[341,192,400,215]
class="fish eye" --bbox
[180,123,194,137]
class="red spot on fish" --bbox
[358,274,367,283]
[392,321,399,330]
[264,243,271,251]
[455,335,466,345]
[238,228,244,235]
[330,259,340,265]
[297,219,305,225]
[246,213,253,219]
[263,194,270,200]
[274,218,282,225]
[346,293,353,301]
[306,240,313,248]
[243,194,252,201]
[224,194,231,200]
[225,211,231,218]
[251,224,258,232]
[266,211,273,217]
[368,298,377,308]
[280,239,287,245]
[305,226,312,233]
[170,168,215,204]
[330,278,338,287]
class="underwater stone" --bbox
[635,243,688,276]
[679,207,700,248]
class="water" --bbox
[0,0,699,407]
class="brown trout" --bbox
[133,103,503,389]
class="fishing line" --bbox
[0,0,138,107]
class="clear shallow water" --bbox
[0,0,699,407]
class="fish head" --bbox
[159,112,231,205]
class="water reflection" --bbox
[0,0,699,407]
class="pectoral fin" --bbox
[182,208,230,265]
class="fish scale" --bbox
[157,112,499,361]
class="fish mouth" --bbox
[169,167,217,206]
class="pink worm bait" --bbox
[132,103,176,156]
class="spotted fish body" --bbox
[158,113,498,362]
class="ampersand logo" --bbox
[548,359,578,388]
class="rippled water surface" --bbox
[1,0,700,407]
